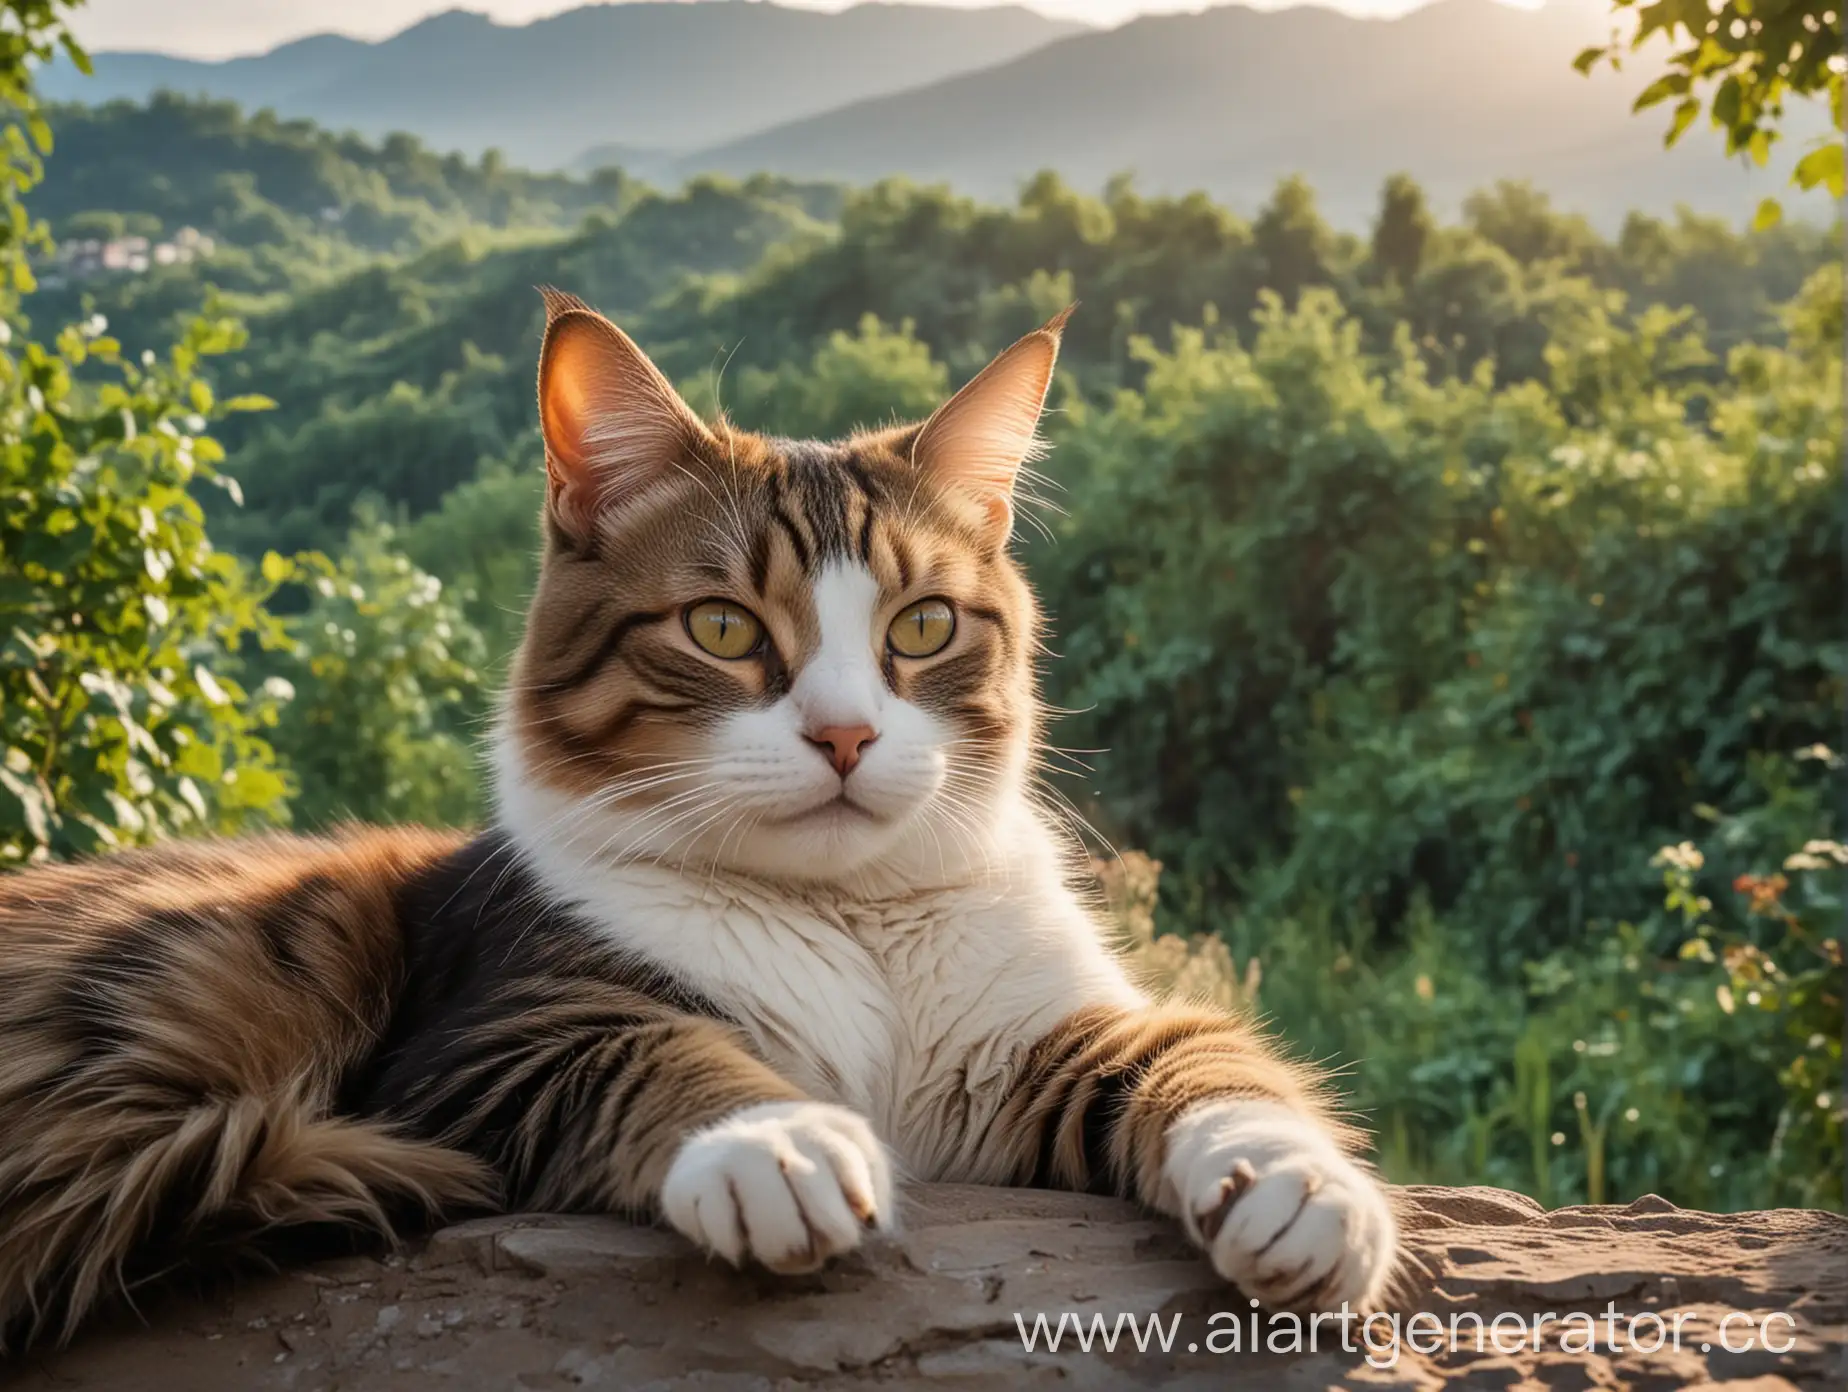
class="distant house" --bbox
[50,226,215,280]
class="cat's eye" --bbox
[888,598,955,658]
[685,600,764,659]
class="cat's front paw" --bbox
[660,1100,894,1274]
[1163,1100,1396,1311]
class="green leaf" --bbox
[1713,75,1743,132]
[261,550,291,584]
[1793,142,1845,197]
[1633,72,1691,112]
[221,394,277,413]
[59,31,94,78]
[1632,0,1683,43]
[1751,198,1783,231]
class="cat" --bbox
[0,291,1396,1351]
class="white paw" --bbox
[660,1100,894,1274]
[1163,1100,1396,1310]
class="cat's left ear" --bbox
[536,287,716,542]
[910,306,1073,539]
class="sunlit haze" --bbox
[70,0,1550,60]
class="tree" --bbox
[58,208,124,240]
[1250,175,1336,305]
[726,315,949,440]
[0,0,297,861]
[1368,173,1434,286]
[1462,181,1599,267]
[1575,0,1844,222]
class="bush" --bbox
[1038,269,1843,966]
[261,519,486,829]
[0,3,301,862]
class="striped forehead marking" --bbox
[762,442,895,572]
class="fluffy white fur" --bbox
[495,558,1396,1306]
[1163,1101,1397,1306]
[660,1100,893,1273]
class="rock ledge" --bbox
[13,1185,1846,1389]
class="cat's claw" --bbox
[1164,1100,1396,1310]
[661,1100,893,1273]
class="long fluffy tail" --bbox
[0,1083,491,1351]
[0,828,496,1353]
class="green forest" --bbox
[4,25,1842,1218]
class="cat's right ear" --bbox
[536,287,714,541]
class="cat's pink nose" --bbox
[805,724,877,777]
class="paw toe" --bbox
[661,1101,892,1275]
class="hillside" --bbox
[36,2,1086,169]
[679,0,1833,227]
[29,94,1832,565]
[36,97,619,252]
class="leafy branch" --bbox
[1575,0,1845,226]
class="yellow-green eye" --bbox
[686,600,763,659]
[888,598,955,658]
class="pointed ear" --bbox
[910,306,1073,538]
[536,287,714,540]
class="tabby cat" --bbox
[0,292,1396,1350]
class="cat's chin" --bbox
[700,803,915,883]
[763,793,882,830]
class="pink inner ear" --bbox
[541,359,600,475]
[540,315,627,484]
[912,326,1062,517]
[537,309,714,534]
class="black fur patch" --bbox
[341,833,728,1137]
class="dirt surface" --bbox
[8,1184,1845,1390]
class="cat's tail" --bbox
[0,828,496,1354]
[0,1085,490,1351]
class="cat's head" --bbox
[497,290,1066,887]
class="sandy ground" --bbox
[7,1183,1845,1389]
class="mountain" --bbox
[570,141,674,180]
[37,2,1086,170]
[676,0,1833,228]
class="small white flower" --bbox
[1651,841,1704,871]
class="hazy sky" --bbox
[69,0,1459,59]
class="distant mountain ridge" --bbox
[39,0,1833,227]
[37,2,1086,169]
[674,0,1833,227]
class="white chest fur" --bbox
[499,808,1142,1179]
